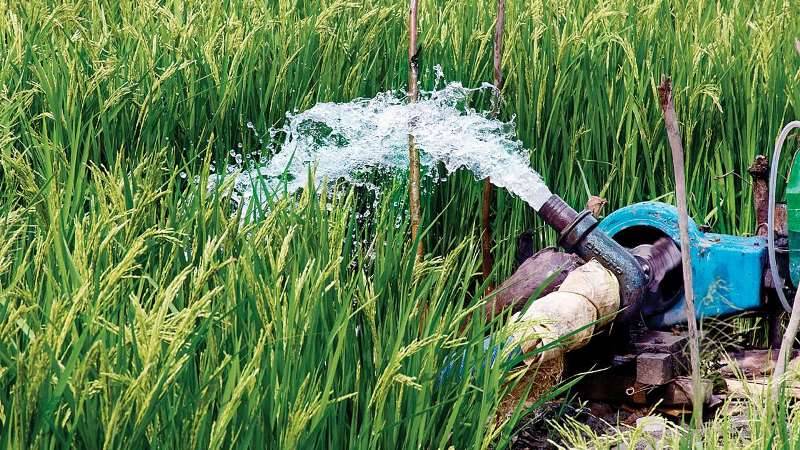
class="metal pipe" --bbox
[537,194,650,322]
[484,247,583,321]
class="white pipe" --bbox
[768,120,800,313]
[508,260,620,364]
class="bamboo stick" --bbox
[408,0,423,261]
[482,0,506,283]
[658,76,703,429]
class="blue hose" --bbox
[438,335,523,385]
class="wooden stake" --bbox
[492,0,506,114]
[408,0,423,260]
[657,76,703,428]
[482,0,506,284]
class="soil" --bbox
[508,400,652,449]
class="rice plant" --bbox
[1,0,799,448]
[0,147,551,448]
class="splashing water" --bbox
[223,81,552,214]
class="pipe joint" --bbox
[538,195,650,323]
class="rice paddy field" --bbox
[1,0,800,448]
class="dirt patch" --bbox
[508,400,661,449]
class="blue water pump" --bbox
[535,190,785,329]
[598,202,767,328]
